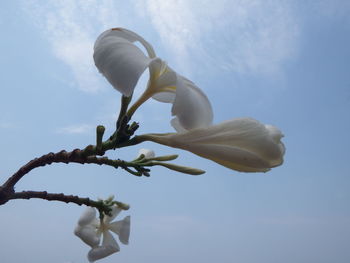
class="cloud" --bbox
[21,0,121,92]
[139,0,300,76]
[21,0,301,92]
[0,122,14,129]
[56,124,94,135]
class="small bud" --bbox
[154,162,205,175]
[137,149,155,159]
[148,154,178,161]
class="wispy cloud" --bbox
[21,0,121,93]
[139,0,300,76]
[21,0,301,92]
[0,121,15,129]
[56,124,94,135]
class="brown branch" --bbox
[11,190,99,207]
[3,149,113,191]
[8,190,128,213]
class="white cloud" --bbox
[56,124,94,135]
[141,0,199,72]
[21,0,121,92]
[139,0,300,76]
[21,0,301,92]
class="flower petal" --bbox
[94,31,153,97]
[87,231,120,262]
[146,118,285,172]
[138,148,155,159]
[152,91,176,103]
[102,230,119,248]
[179,143,271,172]
[87,245,119,262]
[170,118,188,133]
[109,216,131,245]
[74,225,100,247]
[107,28,156,58]
[77,207,97,226]
[171,76,213,131]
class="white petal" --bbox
[96,28,156,58]
[154,68,177,89]
[137,148,155,159]
[170,118,188,133]
[74,225,100,247]
[147,118,285,172]
[152,91,176,103]
[102,230,119,248]
[87,245,119,262]
[87,231,120,262]
[171,76,213,131]
[179,143,271,172]
[94,32,153,96]
[78,207,97,226]
[104,205,122,224]
[109,216,131,245]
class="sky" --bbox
[0,0,350,262]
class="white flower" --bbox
[94,28,155,97]
[74,206,130,262]
[137,148,155,159]
[143,118,285,173]
[93,28,213,132]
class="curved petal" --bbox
[98,28,156,58]
[74,225,100,247]
[77,207,97,226]
[171,118,284,164]
[102,230,119,248]
[87,231,120,262]
[109,216,131,245]
[179,143,271,172]
[94,32,153,96]
[170,118,188,133]
[152,91,176,103]
[171,76,213,131]
[87,245,119,262]
[146,118,285,172]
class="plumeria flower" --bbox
[94,27,285,172]
[74,206,130,262]
[141,118,285,173]
[93,28,213,132]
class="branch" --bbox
[2,150,137,191]
[9,191,129,213]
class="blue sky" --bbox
[1,0,350,262]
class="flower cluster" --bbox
[75,205,130,262]
[94,27,285,172]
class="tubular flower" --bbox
[93,28,213,131]
[74,206,130,262]
[143,118,285,173]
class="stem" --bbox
[9,191,120,213]
[2,149,136,191]
[117,95,132,128]
[127,92,151,119]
